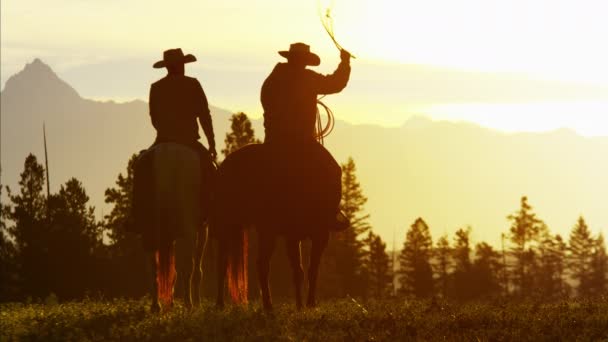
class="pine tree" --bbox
[45,178,102,299]
[0,182,18,301]
[104,155,137,247]
[507,196,544,297]
[433,234,451,298]
[535,230,569,299]
[451,227,474,300]
[321,157,371,297]
[362,231,392,298]
[398,218,434,298]
[222,112,261,158]
[568,216,595,297]
[589,233,608,296]
[6,154,49,299]
[553,234,570,297]
[471,242,502,298]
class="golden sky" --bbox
[2,0,608,134]
[2,0,608,246]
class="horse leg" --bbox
[191,226,208,307]
[150,252,161,313]
[286,238,304,309]
[179,239,195,310]
[258,231,276,311]
[307,231,329,308]
[216,236,228,308]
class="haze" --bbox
[2,0,608,134]
[1,1,608,246]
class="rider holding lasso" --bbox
[261,42,352,232]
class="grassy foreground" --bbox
[2,297,608,341]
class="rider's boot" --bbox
[328,210,350,232]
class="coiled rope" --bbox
[315,95,335,145]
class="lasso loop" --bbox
[315,96,335,145]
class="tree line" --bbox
[0,113,606,302]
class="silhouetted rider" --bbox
[149,48,216,216]
[150,48,216,158]
[261,43,351,231]
[262,43,350,143]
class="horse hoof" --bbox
[150,302,161,313]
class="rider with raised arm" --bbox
[261,42,351,231]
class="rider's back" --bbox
[150,75,206,144]
[261,62,349,144]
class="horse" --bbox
[212,143,341,310]
[132,142,213,311]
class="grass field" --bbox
[2,297,608,341]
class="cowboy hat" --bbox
[153,48,197,69]
[278,43,320,66]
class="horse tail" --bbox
[155,241,176,308]
[226,227,249,304]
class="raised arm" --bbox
[194,79,216,159]
[313,50,352,95]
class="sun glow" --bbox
[334,0,608,85]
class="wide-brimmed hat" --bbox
[153,48,197,69]
[278,43,320,66]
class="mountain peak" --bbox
[1,58,81,103]
[22,58,56,76]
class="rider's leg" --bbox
[313,143,349,231]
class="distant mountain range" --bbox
[2,59,607,245]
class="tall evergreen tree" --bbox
[433,234,451,298]
[471,242,502,298]
[398,218,434,297]
[589,233,608,296]
[6,154,49,299]
[362,231,392,298]
[321,157,371,298]
[568,216,595,297]
[222,112,261,158]
[451,227,474,300]
[0,183,18,301]
[45,178,102,299]
[507,196,544,297]
[535,230,569,299]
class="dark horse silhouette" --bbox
[212,143,338,310]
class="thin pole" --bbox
[43,123,50,198]
[501,233,508,296]
[392,228,396,296]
